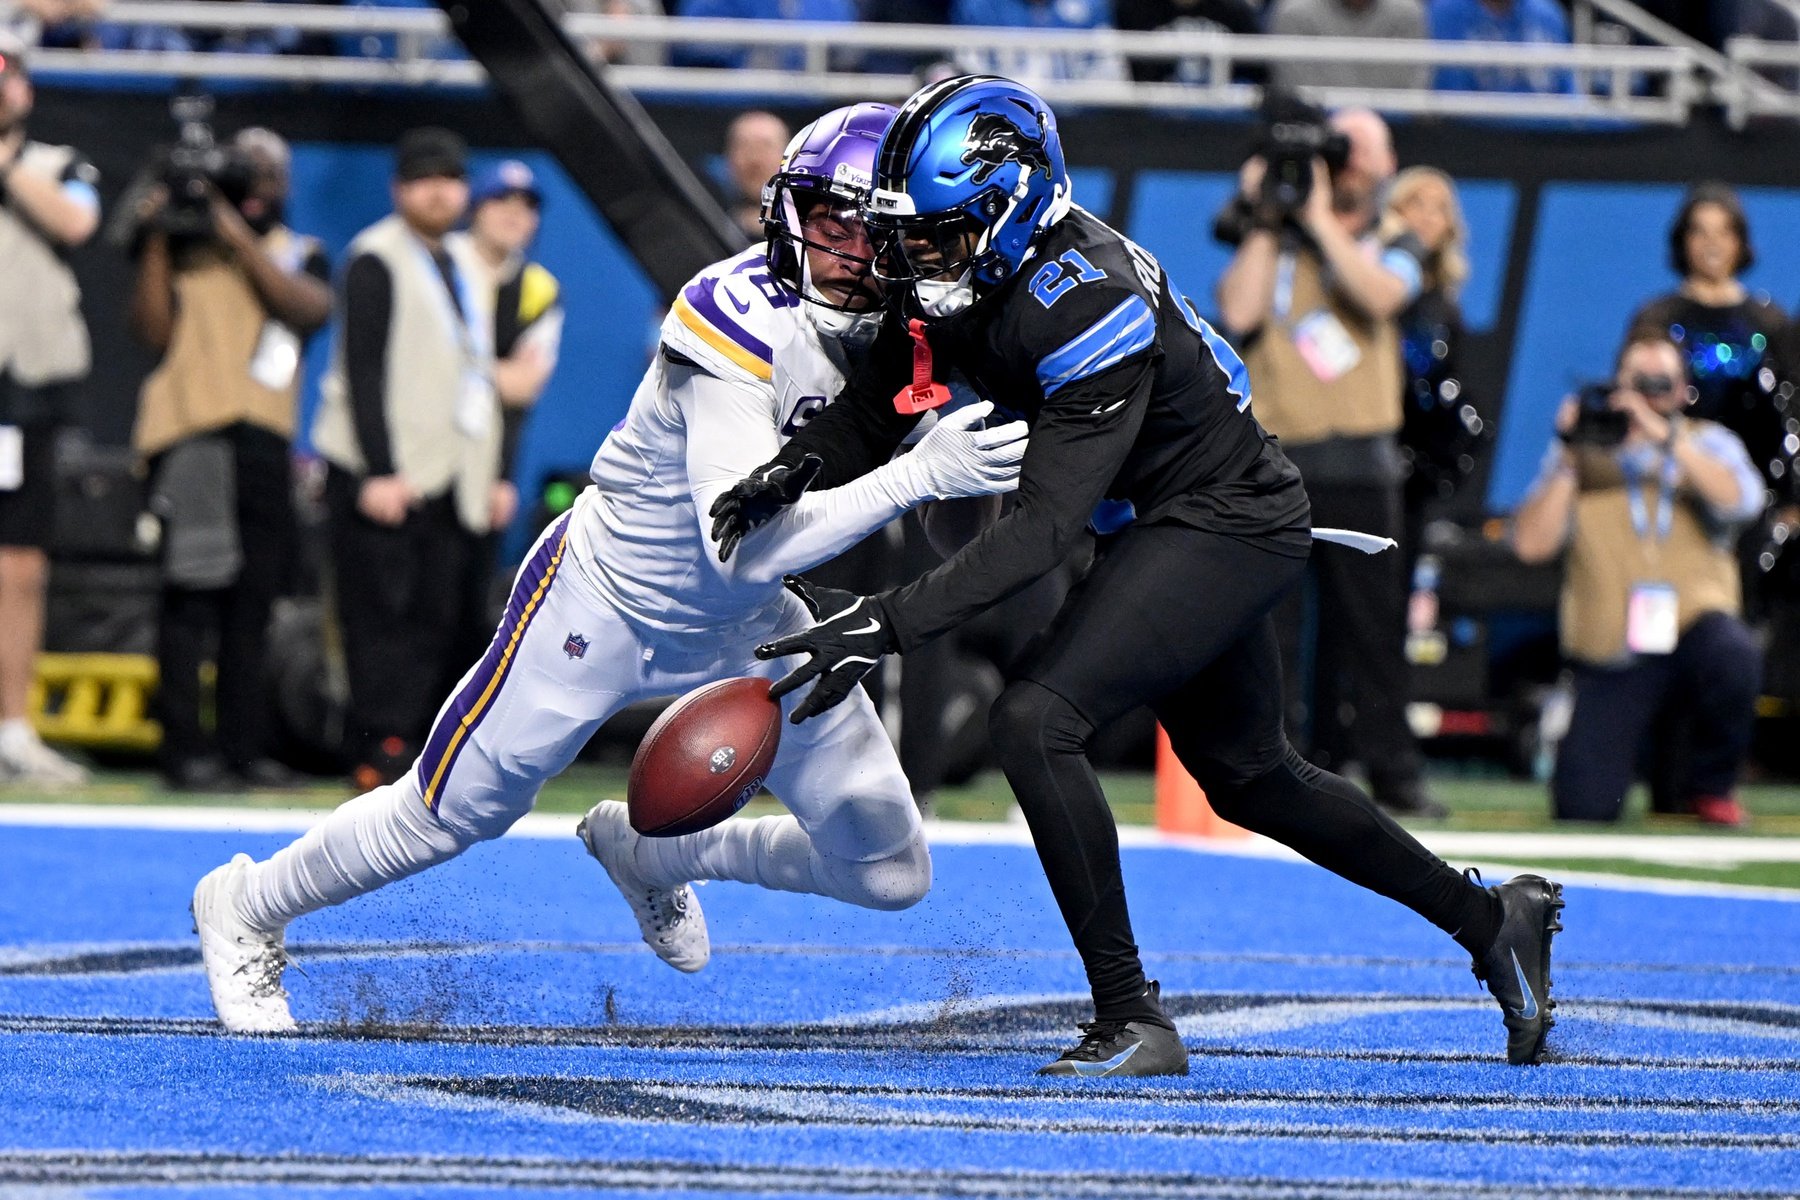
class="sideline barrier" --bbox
[29,654,161,753]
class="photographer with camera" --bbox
[129,124,330,791]
[0,32,98,787]
[1215,103,1441,818]
[1513,332,1765,826]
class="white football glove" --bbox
[892,401,1028,503]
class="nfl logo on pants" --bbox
[563,632,589,660]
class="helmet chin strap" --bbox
[800,253,882,346]
[913,268,975,319]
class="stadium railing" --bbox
[0,1,1732,126]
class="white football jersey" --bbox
[572,246,854,633]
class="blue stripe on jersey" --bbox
[1037,294,1156,398]
[1185,298,1253,413]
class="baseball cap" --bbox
[470,159,542,209]
[394,127,467,182]
[0,31,29,78]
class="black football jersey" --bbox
[774,206,1311,651]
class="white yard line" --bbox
[2,804,1798,900]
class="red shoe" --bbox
[1693,794,1747,827]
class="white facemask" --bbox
[804,296,882,349]
[800,250,882,349]
[914,269,975,319]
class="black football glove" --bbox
[755,575,898,724]
[707,454,825,564]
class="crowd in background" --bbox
[4,0,1794,95]
[1,30,566,790]
[3,14,1799,826]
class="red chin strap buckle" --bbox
[893,318,953,414]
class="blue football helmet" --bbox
[866,74,1072,318]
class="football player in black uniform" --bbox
[711,75,1564,1076]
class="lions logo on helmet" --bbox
[866,75,1072,316]
[960,112,1055,186]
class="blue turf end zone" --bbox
[2,816,1798,1198]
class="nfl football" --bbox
[627,677,782,837]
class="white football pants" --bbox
[234,512,927,934]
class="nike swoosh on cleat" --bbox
[1071,1041,1142,1077]
[1509,948,1539,1021]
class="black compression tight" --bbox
[990,526,1501,1023]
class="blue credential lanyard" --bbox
[409,235,491,367]
[1620,448,1681,545]
[1273,252,1296,323]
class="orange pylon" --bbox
[1154,725,1248,838]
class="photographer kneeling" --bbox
[1513,332,1765,825]
[129,127,330,790]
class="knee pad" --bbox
[816,834,932,912]
[988,680,1093,762]
[1197,743,1306,823]
[1185,737,1294,801]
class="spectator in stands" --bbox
[6,1,108,49]
[1379,166,1480,557]
[672,0,857,72]
[951,0,1126,84]
[1267,0,1430,92]
[0,32,97,786]
[1215,107,1444,818]
[451,159,563,650]
[1427,0,1574,94]
[861,0,953,75]
[311,129,504,789]
[555,0,669,67]
[129,129,330,791]
[1512,331,1765,826]
[1116,0,1261,85]
[718,110,788,245]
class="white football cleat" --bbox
[191,853,297,1034]
[578,800,710,974]
[0,724,88,788]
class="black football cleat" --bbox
[1038,982,1190,1078]
[1471,873,1565,1066]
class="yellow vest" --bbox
[312,215,500,534]
[132,228,314,458]
[1560,429,1741,665]
[1242,246,1402,447]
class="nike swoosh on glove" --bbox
[755,576,897,724]
[708,454,825,564]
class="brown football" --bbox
[627,677,782,837]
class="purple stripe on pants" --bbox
[416,513,572,810]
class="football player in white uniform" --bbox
[190,103,1027,1034]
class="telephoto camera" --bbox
[1565,382,1631,448]
[1213,92,1352,246]
[157,94,255,241]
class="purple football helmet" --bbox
[761,102,897,332]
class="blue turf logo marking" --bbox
[1071,1041,1141,1077]
[1509,949,1538,1020]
